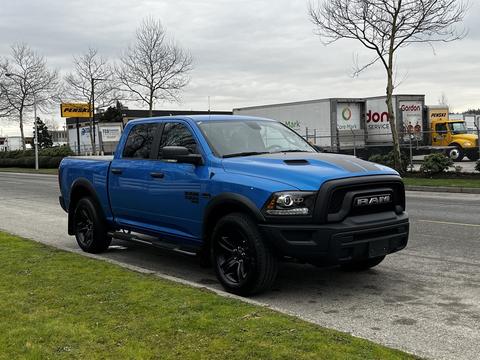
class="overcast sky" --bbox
[0,0,479,135]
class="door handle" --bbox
[150,172,165,179]
[111,168,123,175]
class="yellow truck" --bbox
[426,106,479,161]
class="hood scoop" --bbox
[283,159,310,165]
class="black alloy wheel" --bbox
[214,228,252,286]
[73,197,111,253]
[211,213,278,296]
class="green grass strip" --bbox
[0,232,418,359]
[403,177,480,188]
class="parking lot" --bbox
[0,172,479,360]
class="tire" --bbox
[449,146,464,162]
[466,151,479,162]
[211,213,278,296]
[340,255,386,271]
[73,197,111,253]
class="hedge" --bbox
[0,146,74,168]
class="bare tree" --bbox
[117,17,193,117]
[438,92,450,108]
[64,48,119,152]
[309,0,468,172]
[0,43,59,150]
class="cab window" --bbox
[435,123,447,134]
[158,122,199,158]
[122,123,159,159]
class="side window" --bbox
[436,123,447,134]
[158,122,198,157]
[122,123,159,159]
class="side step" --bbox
[108,231,198,256]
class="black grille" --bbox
[314,176,406,224]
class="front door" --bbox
[147,121,208,244]
[432,122,449,146]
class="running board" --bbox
[108,231,198,256]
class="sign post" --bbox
[60,103,92,155]
[475,116,480,161]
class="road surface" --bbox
[0,172,479,360]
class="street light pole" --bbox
[5,72,39,170]
[33,92,39,170]
[90,77,106,155]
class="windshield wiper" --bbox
[270,149,309,154]
[222,151,270,158]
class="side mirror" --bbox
[161,146,204,165]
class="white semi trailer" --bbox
[234,95,426,154]
[234,98,366,152]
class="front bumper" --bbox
[259,212,409,264]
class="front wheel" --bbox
[211,213,278,296]
[73,197,111,253]
[340,256,386,271]
[449,146,464,162]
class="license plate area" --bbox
[369,239,390,258]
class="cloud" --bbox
[0,0,479,135]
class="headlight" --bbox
[263,191,316,216]
[464,142,472,147]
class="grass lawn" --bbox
[403,177,480,188]
[0,232,418,359]
[0,167,58,175]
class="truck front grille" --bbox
[314,176,405,223]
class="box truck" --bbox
[234,95,479,161]
[234,98,366,151]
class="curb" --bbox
[405,185,480,194]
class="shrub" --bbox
[420,153,453,176]
[39,146,74,157]
[368,151,409,173]
[0,146,74,168]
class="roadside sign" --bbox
[60,103,91,118]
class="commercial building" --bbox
[65,108,232,155]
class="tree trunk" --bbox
[148,96,153,117]
[19,111,26,151]
[386,68,403,174]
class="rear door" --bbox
[108,122,162,229]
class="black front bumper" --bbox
[259,212,409,264]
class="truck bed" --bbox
[59,156,114,222]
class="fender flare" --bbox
[67,178,105,235]
[202,192,265,239]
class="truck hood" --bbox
[221,152,399,190]
[451,133,478,145]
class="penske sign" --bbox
[60,103,91,118]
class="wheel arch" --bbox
[67,178,105,235]
[201,193,265,252]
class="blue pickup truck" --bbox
[59,115,409,295]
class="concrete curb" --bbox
[405,185,480,194]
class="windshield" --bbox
[197,120,316,158]
[448,122,468,134]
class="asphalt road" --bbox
[0,172,479,360]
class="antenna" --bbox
[208,96,211,113]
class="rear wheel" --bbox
[73,197,111,253]
[466,150,479,161]
[340,256,386,271]
[449,146,464,162]
[211,213,278,296]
